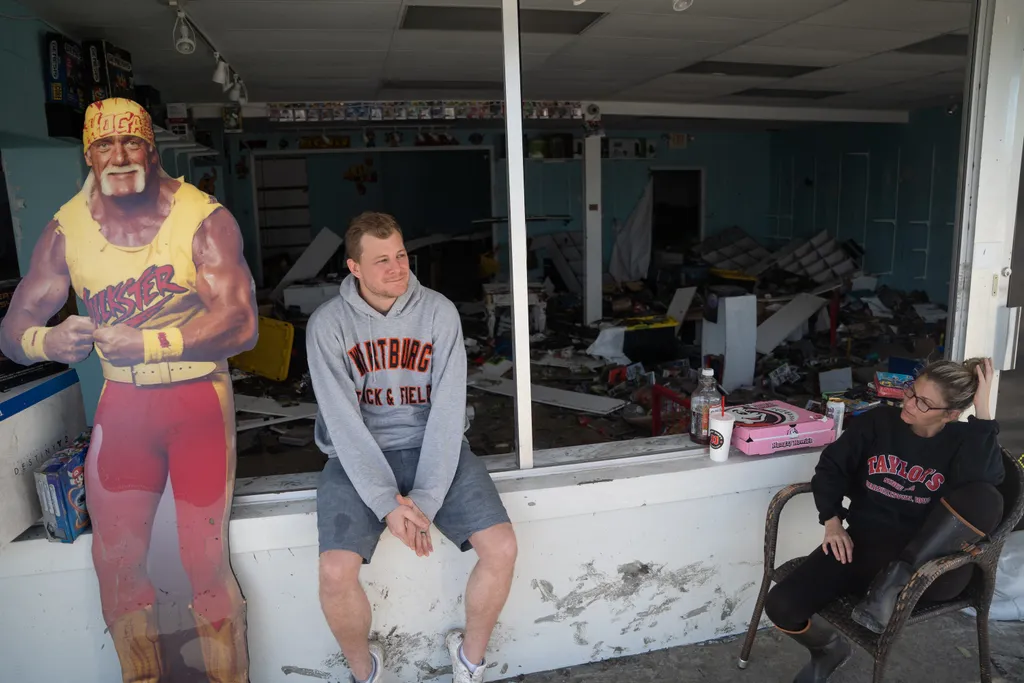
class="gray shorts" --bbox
[317,442,510,561]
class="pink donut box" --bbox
[724,400,836,455]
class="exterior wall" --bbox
[0,447,822,682]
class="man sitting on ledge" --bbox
[307,211,518,683]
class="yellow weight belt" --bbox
[101,360,224,386]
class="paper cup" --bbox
[708,413,736,462]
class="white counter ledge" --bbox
[0,440,827,683]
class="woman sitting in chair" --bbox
[765,358,1005,683]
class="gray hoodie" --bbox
[307,272,468,522]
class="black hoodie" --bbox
[812,406,1004,532]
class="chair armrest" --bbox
[763,483,813,571]
[880,550,979,635]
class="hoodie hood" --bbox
[339,271,422,320]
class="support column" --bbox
[583,134,603,325]
[500,0,534,468]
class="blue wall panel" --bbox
[768,107,963,303]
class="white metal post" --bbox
[948,0,1024,414]
[583,135,603,324]
[500,0,534,469]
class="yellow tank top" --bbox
[54,181,221,331]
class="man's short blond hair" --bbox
[345,212,403,261]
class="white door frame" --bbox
[947,0,1024,411]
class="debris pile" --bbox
[234,223,948,467]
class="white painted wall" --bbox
[0,447,824,682]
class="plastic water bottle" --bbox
[690,368,722,445]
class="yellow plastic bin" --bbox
[230,316,294,381]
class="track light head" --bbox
[174,10,196,54]
[213,53,232,88]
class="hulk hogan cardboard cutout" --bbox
[0,98,258,683]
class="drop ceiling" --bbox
[24,0,974,111]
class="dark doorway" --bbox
[651,169,702,252]
[0,152,22,281]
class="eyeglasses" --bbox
[902,386,949,413]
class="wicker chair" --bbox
[737,449,1024,682]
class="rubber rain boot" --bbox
[852,499,984,633]
[781,615,852,683]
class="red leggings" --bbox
[85,374,240,625]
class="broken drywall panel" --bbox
[468,377,626,415]
[755,294,828,354]
[818,367,853,394]
[701,294,756,392]
[235,394,318,419]
[533,354,606,371]
[586,327,631,365]
[913,303,946,323]
[862,297,893,318]
[667,287,697,332]
[851,275,878,291]
[237,414,315,432]
[481,357,514,377]
[533,234,582,294]
[271,228,343,299]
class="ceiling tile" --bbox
[800,0,972,33]
[400,5,604,33]
[612,0,844,22]
[31,0,172,28]
[389,30,570,53]
[851,52,966,73]
[546,35,729,70]
[189,2,401,31]
[618,73,779,98]
[385,50,547,73]
[385,53,502,77]
[217,29,393,53]
[678,61,820,78]
[786,64,928,90]
[897,34,969,56]
[585,13,783,42]
[709,44,868,67]
[234,58,387,80]
[711,93,838,107]
[752,24,932,52]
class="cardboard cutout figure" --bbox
[0,98,258,683]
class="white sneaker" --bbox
[446,629,485,683]
[352,641,385,683]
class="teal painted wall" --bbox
[769,107,963,304]
[481,132,774,261]
[210,124,775,282]
[0,4,103,422]
[0,0,55,142]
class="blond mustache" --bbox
[100,164,146,195]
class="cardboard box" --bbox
[34,431,91,543]
[727,400,835,455]
[0,371,87,549]
[82,40,134,103]
[874,372,914,399]
[43,32,85,110]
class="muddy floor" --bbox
[496,613,1024,683]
